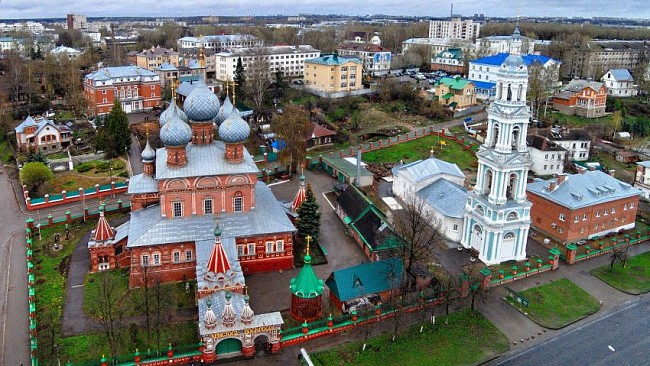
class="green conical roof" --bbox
[289,254,324,299]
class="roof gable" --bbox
[325,258,403,301]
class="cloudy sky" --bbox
[1,0,648,19]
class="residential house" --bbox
[215,45,320,82]
[601,69,638,97]
[83,65,161,115]
[434,77,476,110]
[0,37,17,52]
[553,79,607,118]
[616,150,639,164]
[430,48,465,74]
[135,46,180,71]
[325,258,403,312]
[49,45,82,59]
[527,170,642,243]
[468,53,560,99]
[14,116,72,152]
[306,123,336,149]
[539,128,591,162]
[335,185,400,260]
[337,43,391,76]
[634,161,650,199]
[391,157,467,242]
[526,135,567,176]
[304,54,363,94]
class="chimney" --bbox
[588,166,595,171]
[608,169,616,177]
[549,181,556,192]
[556,174,567,185]
[578,166,586,174]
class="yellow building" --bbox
[434,77,476,110]
[304,54,363,94]
[135,46,180,71]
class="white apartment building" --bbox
[215,45,321,81]
[0,37,17,52]
[178,34,263,52]
[429,17,480,40]
[0,22,45,33]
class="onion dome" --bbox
[183,83,220,122]
[218,109,250,143]
[213,95,234,126]
[141,139,156,162]
[160,97,188,126]
[501,54,527,73]
[240,295,254,324]
[222,291,236,327]
[203,299,217,330]
[160,109,191,147]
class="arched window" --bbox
[483,169,493,196]
[474,205,485,216]
[492,124,500,147]
[504,232,516,240]
[512,126,521,148]
[506,173,518,200]
[507,84,512,101]
[517,83,523,101]
[506,212,519,221]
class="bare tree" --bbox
[609,246,628,273]
[462,264,488,312]
[272,105,311,171]
[392,197,443,290]
[528,62,558,119]
[245,48,272,114]
[87,271,128,357]
[151,274,170,352]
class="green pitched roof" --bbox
[436,77,472,90]
[442,92,454,99]
[435,48,463,60]
[289,254,324,298]
[325,258,403,302]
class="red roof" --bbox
[93,208,114,242]
[307,123,336,139]
[292,180,306,212]
[207,237,231,274]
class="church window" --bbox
[173,201,183,217]
[233,192,244,212]
[559,213,565,221]
[247,243,256,256]
[204,199,213,214]
[141,254,149,267]
[504,232,515,240]
[173,251,180,263]
[153,253,160,265]
[185,250,193,261]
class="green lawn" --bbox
[506,278,600,329]
[543,111,613,128]
[362,135,478,172]
[590,251,650,295]
[311,309,508,366]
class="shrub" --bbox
[76,162,94,173]
[95,161,111,171]
[111,160,125,170]
[118,171,129,178]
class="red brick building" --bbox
[527,170,642,244]
[553,79,607,118]
[83,65,162,116]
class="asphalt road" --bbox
[496,294,650,366]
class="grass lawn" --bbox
[590,150,637,183]
[83,269,196,318]
[505,278,600,329]
[59,320,199,364]
[311,309,508,366]
[49,159,129,193]
[544,111,613,128]
[590,251,650,295]
[362,134,477,172]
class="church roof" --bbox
[195,237,245,292]
[155,140,259,180]
[471,53,556,67]
[127,182,295,248]
[526,170,642,210]
[197,291,283,336]
[416,179,468,219]
[290,248,324,299]
[391,157,465,184]
[206,237,232,274]
[325,258,402,302]
[127,173,159,194]
[93,206,115,242]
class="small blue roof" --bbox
[306,54,361,66]
[471,53,557,67]
[527,170,642,210]
[416,180,468,219]
[157,62,178,71]
[15,116,67,135]
[605,69,633,81]
[471,80,496,90]
[325,258,403,302]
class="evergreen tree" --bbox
[296,183,321,243]
[234,56,246,92]
[105,100,131,157]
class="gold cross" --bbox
[231,80,238,106]
[305,235,311,256]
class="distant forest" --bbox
[481,21,650,41]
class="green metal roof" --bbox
[289,253,324,299]
[442,92,454,99]
[435,48,463,60]
[436,77,472,90]
[325,258,403,302]
[306,54,362,66]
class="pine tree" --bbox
[105,99,131,157]
[234,56,246,92]
[296,183,321,244]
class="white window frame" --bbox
[276,240,284,253]
[153,253,161,266]
[185,250,193,261]
[559,213,565,221]
[141,254,149,267]
[266,241,274,253]
[173,201,183,218]
[173,251,180,263]
[237,245,245,257]
[233,196,243,212]
[247,243,256,256]
[203,198,213,214]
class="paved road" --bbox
[0,165,30,366]
[496,294,650,366]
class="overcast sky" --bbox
[1,0,649,20]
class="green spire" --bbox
[289,236,324,299]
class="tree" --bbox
[392,197,443,290]
[272,105,311,169]
[151,274,170,352]
[245,49,272,113]
[234,56,246,91]
[528,62,557,118]
[609,246,628,273]
[20,162,53,196]
[105,100,131,157]
[296,183,321,244]
[462,264,488,312]
[86,271,127,357]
